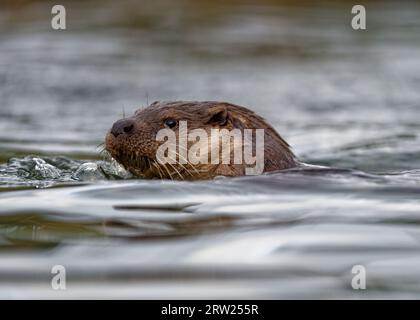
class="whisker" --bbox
[165,143,200,177]
[175,152,201,176]
[152,162,164,179]
[148,158,161,179]
[165,156,185,180]
[122,105,126,119]
[156,164,165,180]
[172,152,195,177]
[160,163,174,181]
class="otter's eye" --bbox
[164,119,177,129]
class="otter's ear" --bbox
[206,106,228,125]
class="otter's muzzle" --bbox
[110,119,135,138]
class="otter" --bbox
[105,101,297,180]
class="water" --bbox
[1,0,420,298]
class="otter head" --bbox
[105,101,296,180]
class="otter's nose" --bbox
[110,119,135,137]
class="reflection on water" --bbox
[1,168,420,299]
[1,0,420,298]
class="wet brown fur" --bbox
[105,101,297,180]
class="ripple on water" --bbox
[1,0,420,299]
[1,155,420,297]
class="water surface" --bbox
[1,0,420,298]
